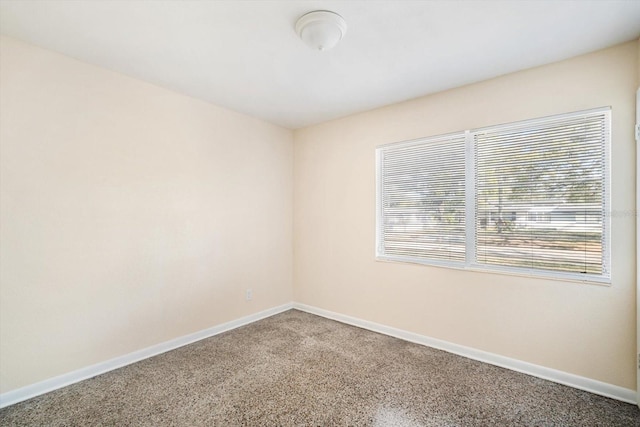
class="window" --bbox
[376,107,610,283]
[376,133,467,264]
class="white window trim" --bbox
[375,107,612,285]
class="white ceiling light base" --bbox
[295,11,347,51]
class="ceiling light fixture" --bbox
[295,10,347,52]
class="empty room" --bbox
[1,0,639,425]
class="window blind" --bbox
[473,110,609,276]
[378,134,467,263]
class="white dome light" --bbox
[295,11,347,52]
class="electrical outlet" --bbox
[246,288,253,301]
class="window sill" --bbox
[374,255,611,286]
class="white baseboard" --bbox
[2,301,635,408]
[293,303,636,405]
[0,303,293,409]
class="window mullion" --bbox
[465,130,476,267]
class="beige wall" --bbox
[294,41,638,389]
[636,37,640,398]
[0,36,293,393]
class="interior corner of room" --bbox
[0,1,639,416]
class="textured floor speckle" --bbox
[1,310,638,426]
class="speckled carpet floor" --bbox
[0,310,638,426]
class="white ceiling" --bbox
[1,1,640,129]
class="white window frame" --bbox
[375,131,467,268]
[375,107,611,284]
